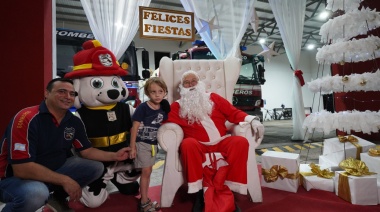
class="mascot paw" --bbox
[115,181,140,195]
[88,182,107,196]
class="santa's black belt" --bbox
[89,131,127,148]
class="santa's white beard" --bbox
[178,82,213,124]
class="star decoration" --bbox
[250,8,259,33]
[257,41,279,62]
[198,16,223,38]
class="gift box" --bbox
[299,163,334,192]
[334,171,378,205]
[323,135,376,160]
[378,181,380,204]
[261,151,300,193]
[318,153,344,171]
[360,152,380,183]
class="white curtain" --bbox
[80,0,151,59]
[180,0,255,59]
[268,0,306,140]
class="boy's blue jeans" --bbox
[0,156,103,212]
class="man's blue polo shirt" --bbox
[0,101,92,178]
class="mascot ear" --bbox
[160,99,171,114]
[73,79,82,109]
[119,77,129,101]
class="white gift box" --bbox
[318,153,344,171]
[360,152,380,183]
[378,181,380,204]
[334,171,378,205]
[261,151,300,193]
[323,135,376,159]
[299,164,334,192]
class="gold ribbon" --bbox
[262,165,299,183]
[338,172,352,203]
[299,163,334,187]
[338,135,362,159]
[337,158,376,203]
[89,131,127,148]
[338,135,358,143]
[368,146,380,157]
[339,158,375,176]
[300,163,334,179]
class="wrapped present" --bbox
[378,181,380,204]
[261,151,300,193]
[323,135,376,160]
[319,153,344,171]
[299,163,334,192]
[334,158,378,205]
[361,150,380,183]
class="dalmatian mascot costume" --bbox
[65,40,140,208]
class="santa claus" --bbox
[166,70,265,211]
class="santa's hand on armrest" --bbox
[245,115,265,143]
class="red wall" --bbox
[0,1,52,133]
[331,1,380,141]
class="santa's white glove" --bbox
[244,116,264,144]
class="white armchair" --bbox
[157,56,263,207]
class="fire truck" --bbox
[56,28,148,108]
[173,42,266,120]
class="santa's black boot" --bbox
[192,190,204,212]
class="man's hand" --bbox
[61,176,82,201]
[13,162,83,201]
[114,147,131,161]
[251,120,264,143]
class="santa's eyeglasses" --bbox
[182,79,198,88]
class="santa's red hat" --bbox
[65,40,126,79]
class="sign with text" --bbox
[139,6,194,41]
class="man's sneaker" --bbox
[36,204,58,212]
[48,196,72,211]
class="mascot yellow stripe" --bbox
[73,63,92,71]
[90,131,127,148]
[73,62,121,71]
[86,104,116,110]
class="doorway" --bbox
[154,51,171,70]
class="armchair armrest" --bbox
[157,123,184,152]
[229,122,262,149]
[228,121,263,202]
[157,123,184,172]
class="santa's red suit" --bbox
[167,92,249,194]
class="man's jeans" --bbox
[0,156,103,212]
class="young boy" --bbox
[130,77,169,211]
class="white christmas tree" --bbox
[303,0,380,135]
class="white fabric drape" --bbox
[268,0,306,140]
[80,0,151,59]
[180,0,255,59]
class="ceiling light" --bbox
[319,11,330,20]
[259,38,266,44]
[307,44,315,50]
